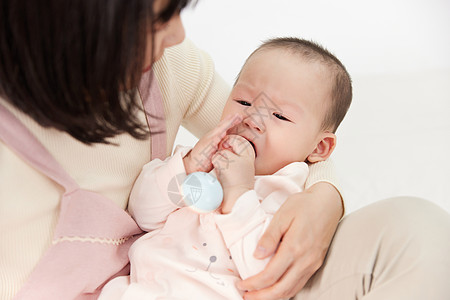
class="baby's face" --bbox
[221,48,332,175]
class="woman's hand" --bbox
[237,182,343,300]
[183,114,242,174]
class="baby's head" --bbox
[221,37,352,175]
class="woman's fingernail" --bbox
[254,246,267,258]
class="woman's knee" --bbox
[366,196,450,238]
[345,196,450,278]
[329,197,450,298]
[296,197,450,299]
[344,196,449,232]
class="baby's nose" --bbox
[243,115,265,133]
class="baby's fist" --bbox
[219,135,256,161]
[212,135,255,213]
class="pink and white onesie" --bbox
[99,146,308,300]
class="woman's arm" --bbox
[238,161,343,300]
[306,159,344,217]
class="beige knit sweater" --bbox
[0,39,338,299]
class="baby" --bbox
[99,37,352,299]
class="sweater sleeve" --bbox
[128,146,191,232]
[305,158,345,216]
[213,191,272,280]
[177,41,230,137]
[154,38,231,141]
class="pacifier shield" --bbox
[182,172,223,213]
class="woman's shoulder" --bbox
[162,38,212,68]
[153,39,215,91]
[151,39,230,139]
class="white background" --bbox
[176,0,450,214]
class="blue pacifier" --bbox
[182,172,223,213]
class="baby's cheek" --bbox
[220,100,238,120]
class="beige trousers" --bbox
[294,197,450,300]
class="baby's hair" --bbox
[236,37,352,133]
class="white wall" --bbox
[175,0,450,213]
[181,0,450,79]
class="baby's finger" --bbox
[195,115,242,160]
[212,114,242,140]
[212,150,234,178]
[212,149,240,169]
[212,148,237,163]
[226,135,255,159]
[211,151,226,168]
[217,136,232,151]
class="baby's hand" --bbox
[212,135,256,213]
[183,114,242,174]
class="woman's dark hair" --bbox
[0,0,190,144]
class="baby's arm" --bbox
[128,146,192,231]
[214,191,272,279]
[211,134,267,278]
[214,163,308,279]
[130,115,242,231]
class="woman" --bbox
[0,0,449,299]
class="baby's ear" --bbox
[307,132,337,163]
